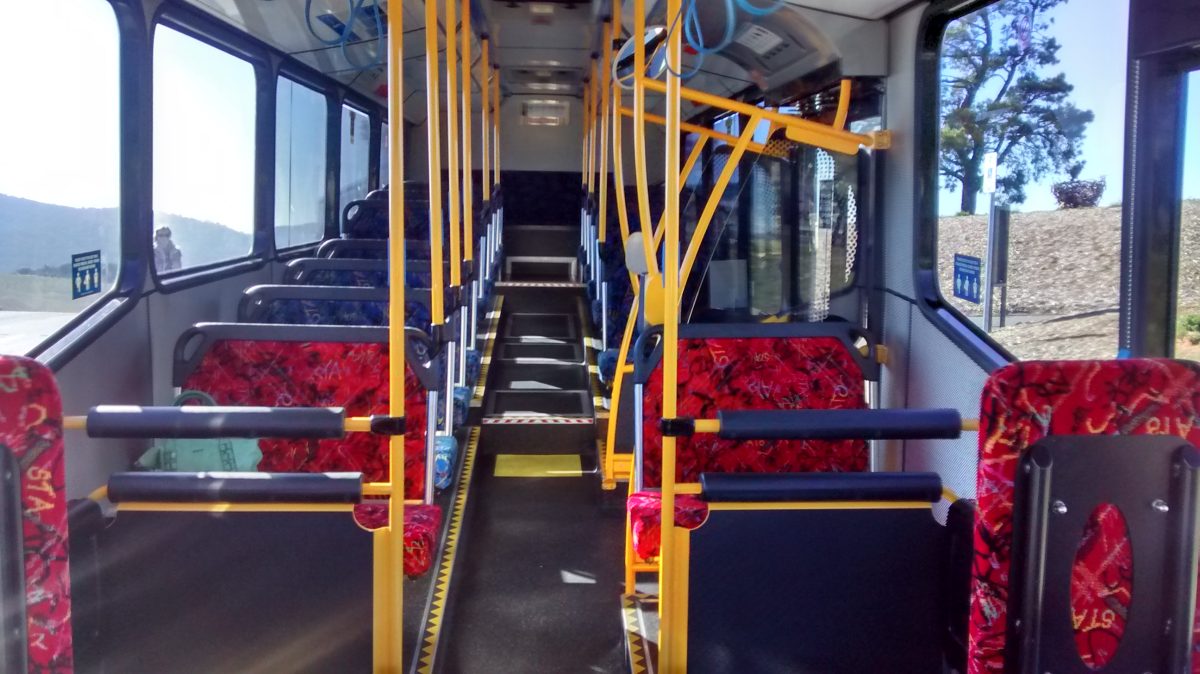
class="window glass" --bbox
[0,0,120,354]
[275,77,328,249]
[341,105,371,206]
[154,25,257,271]
[1173,70,1200,358]
[379,122,390,188]
[935,0,1128,359]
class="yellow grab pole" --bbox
[632,1,658,278]
[619,107,777,157]
[640,78,872,155]
[480,38,491,206]
[380,5,406,671]
[492,67,500,190]
[833,78,852,131]
[462,0,474,263]
[446,0,462,288]
[679,114,762,294]
[652,134,708,250]
[659,0,683,666]
[583,68,593,195]
[598,27,612,246]
[425,0,445,326]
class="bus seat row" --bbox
[625,323,873,560]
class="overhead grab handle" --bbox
[664,409,969,441]
[70,406,406,439]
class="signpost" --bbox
[981,152,998,331]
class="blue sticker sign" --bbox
[953,254,982,304]
[71,250,102,299]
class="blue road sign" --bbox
[71,250,102,299]
[953,254,982,304]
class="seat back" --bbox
[341,192,388,239]
[316,238,388,260]
[0,356,72,671]
[283,258,388,288]
[968,359,1200,674]
[636,323,875,486]
[173,324,437,501]
[237,284,434,333]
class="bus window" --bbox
[379,122,390,188]
[340,105,371,206]
[153,26,257,272]
[934,0,1128,360]
[275,77,328,250]
[0,0,119,354]
[1174,70,1200,358]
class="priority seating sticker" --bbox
[71,250,102,299]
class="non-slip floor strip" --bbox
[470,297,505,409]
[480,416,594,425]
[414,426,482,674]
[493,454,583,478]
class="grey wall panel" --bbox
[147,268,272,404]
[903,311,987,518]
[55,301,152,499]
[877,293,913,472]
[882,5,923,299]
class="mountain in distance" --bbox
[0,193,259,274]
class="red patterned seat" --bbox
[628,335,868,558]
[180,337,440,577]
[350,503,442,577]
[0,356,73,671]
[968,359,1200,674]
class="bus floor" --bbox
[433,283,626,673]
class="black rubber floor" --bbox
[437,284,626,673]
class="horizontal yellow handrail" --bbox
[619,107,782,158]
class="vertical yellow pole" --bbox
[587,59,600,199]
[598,25,612,247]
[493,68,500,189]
[632,0,658,278]
[659,0,682,668]
[379,5,406,672]
[582,72,591,192]
[446,0,462,289]
[461,0,474,265]
[425,0,445,326]
[480,38,491,205]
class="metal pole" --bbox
[983,192,997,333]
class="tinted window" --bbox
[341,105,371,207]
[0,0,120,354]
[275,77,328,248]
[934,0,1129,359]
[1173,70,1200,357]
[153,25,257,271]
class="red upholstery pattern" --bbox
[968,359,1200,674]
[181,340,428,500]
[352,503,442,577]
[640,336,868,487]
[627,492,708,560]
[0,356,73,672]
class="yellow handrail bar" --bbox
[618,107,779,158]
[425,0,446,327]
[446,0,463,288]
[598,22,613,244]
[462,1,474,264]
[481,38,491,204]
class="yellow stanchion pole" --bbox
[481,38,491,207]
[462,0,474,268]
[632,1,658,279]
[425,0,446,328]
[379,4,406,671]
[446,0,462,291]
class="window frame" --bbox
[147,10,270,291]
[914,0,1037,370]
[21,0,131,364]
[273,74,333,254]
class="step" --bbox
[496,342,583,362]
[485,390,592,417]
[490,364,589,391]
[504,313,578,340]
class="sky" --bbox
[0,0,1195,229]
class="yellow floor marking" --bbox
[493,454,582,478]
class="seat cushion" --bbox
[641,336,868,487]
[0,356,73,670]
[353,503,442,577]
[627,491,709,560]
[968,359,1200,674]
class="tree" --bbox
[939,0,1094,214]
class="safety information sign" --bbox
[72,250,102,299]
[953,254,982,304]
